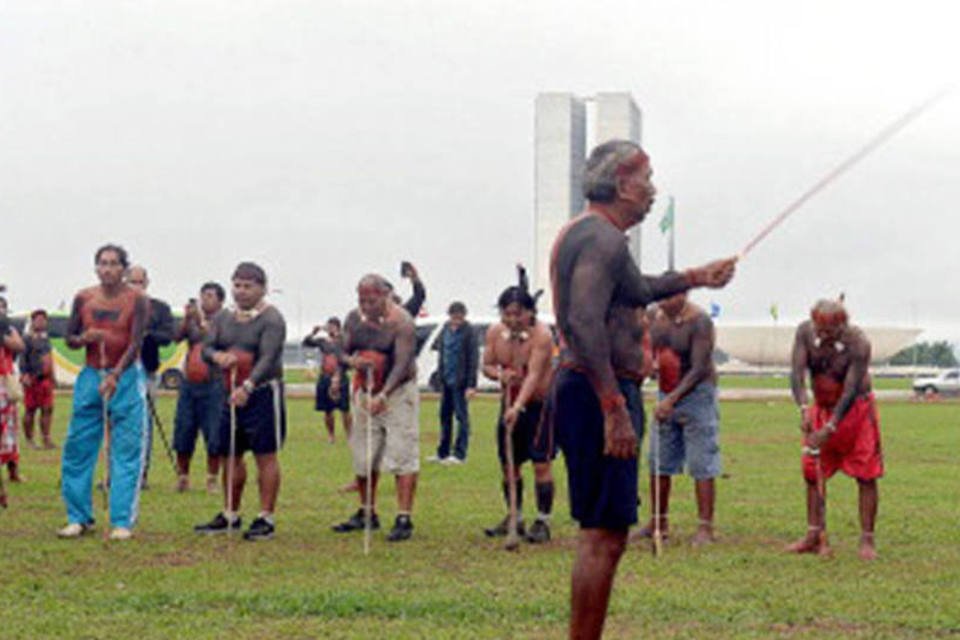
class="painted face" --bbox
[358,284,388,321]
[126,267,148,292]
[200,288,222,315]
[96,250,126,287]
[500,302,526,333]
[232,278,265,311]
[618,154,656,224]
[813,321,844,344]
[448,311,466,330]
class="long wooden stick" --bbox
[739,85,955,259]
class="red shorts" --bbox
[24,377,55,411]
[803,394,883,482]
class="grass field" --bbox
[2,395,958,639]
[282,369,916,391]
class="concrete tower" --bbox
[534,92,644,310]
[533,93,586,309]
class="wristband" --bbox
[600,393,626,414]
[824,420,837,434]
[242,379,255,393]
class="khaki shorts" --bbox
[350,378,420,476]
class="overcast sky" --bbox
[1,1,957,342]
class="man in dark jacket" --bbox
[429,301,478,464]
[127,265,174,489]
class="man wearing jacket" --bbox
[429,301,478,465]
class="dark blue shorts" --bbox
[496,400,556,466]
[173,379,224,456]
[315,374,350,413]
[214,381,287,456]
[550,368,643,530]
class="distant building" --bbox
[534,92,643,309]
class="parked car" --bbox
[912,369,960,396]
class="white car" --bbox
[912,369,960,396]
[414,314,556,391]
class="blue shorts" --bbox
[649,382,720,480]
[550,368,643,530]
[173,379,224,456]
[496,400,556,466]
[213,381,286,456]
[315,374,350,413]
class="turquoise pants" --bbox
[61,364,147,529]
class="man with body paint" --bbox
[548,139,736,639]
[58,244,149,541]
[788,299,882,560]
[332,274,420,542]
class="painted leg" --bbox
[569,528,628,640]
[858,479,878,560]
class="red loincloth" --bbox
[351,350,388,395]
[802,394,884,482]
[657,347,682,394]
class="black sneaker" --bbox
[526,519,551,544]
[194,512,242,534]
[386,515,414,542]
[332,509,380,533]
[484,515,525,538]
[243,516,275,541]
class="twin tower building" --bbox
[533,92,644,310]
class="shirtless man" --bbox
[172,282,225,493]
[194,263,287,541]
[332,274,419,542]
[641,289,720,546]
[548,140,735,639]
[482,269,557,543]
[58,244,149,541]
[789,299,882,560]
[21,309,57,450]
[303,317,352,443]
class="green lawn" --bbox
[2,395,957,639]
[716,375,913,391]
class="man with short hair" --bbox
[21,309,57,450]
[0,296,26,486]
[332,274,420,542]
[126,265,174,489]
[194,263,286,541]
[172,282,225,493]
[429,301,478,465]
[640,289,721,546]
[788,299,882,560]
[303,317,352,444]
[482,270,557,543]
[549,139,736,639]
[58,244,149,540]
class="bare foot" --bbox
[786,532,830,556]
[692,526,716,547]
[43,440,59,450]
[859,534,877,560]
[175,475,190,493]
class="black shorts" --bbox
[315,374,350,413]
[214,381,287,456]
[496,400,556,466]
[549,368,642,530]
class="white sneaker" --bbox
[443,456,464,466]
[57,523,92,538]
[109,527,133,541]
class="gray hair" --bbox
[358,273,391,293]
[582,139,646,203]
